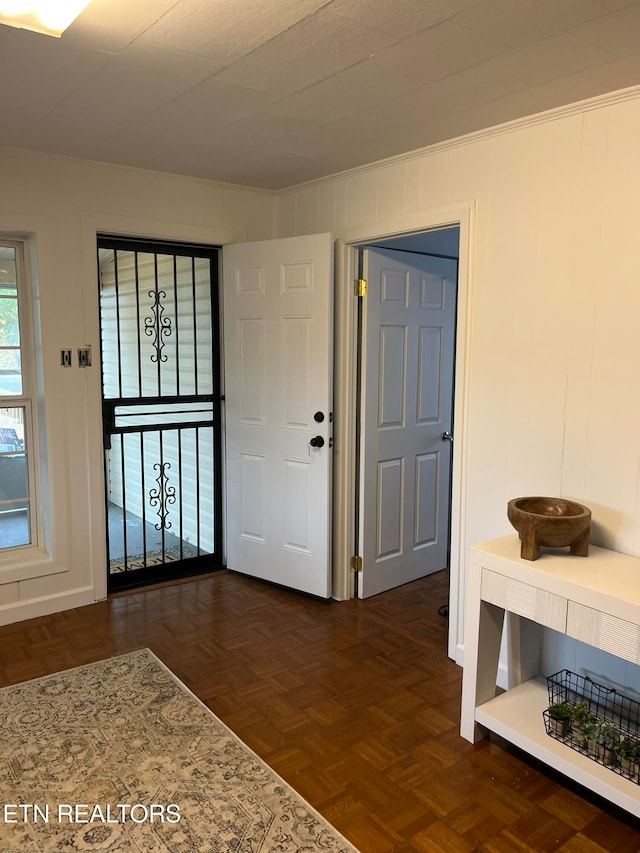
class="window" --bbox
[0,241,35,550]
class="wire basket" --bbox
[544,669,640,783]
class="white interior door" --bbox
[223,234,333,598]
[359,247,457,598]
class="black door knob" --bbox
[309,435,325,448]
[314,411,325,423]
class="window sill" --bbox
[0,547,67,584]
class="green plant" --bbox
[547,702,574,721]
[595,721,619,765]
[572,701,596,728]
[571,702,597,748]
[617,738,640,760]
[546,701,574,738]
[597,722,619,750]
[584,720,599,746]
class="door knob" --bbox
[442,431,453,442]
[309,435,325,448]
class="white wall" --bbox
[0,146,273,624]
[274,87,640,666]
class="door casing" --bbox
[83,214,238,604]
[333,202,475,663]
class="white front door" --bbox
[222,234,333,598]
[359,247,457,598]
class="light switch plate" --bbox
[78,346,92,367]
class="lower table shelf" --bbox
[475,678,640,817]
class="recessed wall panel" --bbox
[416,326,442,424]
[420,274,446,309]
[236,266,265,294]
[283,459,311,553]
[240,452,265,542]
[377,458,404,559]
[378,325,406,428]
[281,261,312,293]
[283,316,311,428]
[381,269,409,306]
[239,317,265,424]
[414,452,438,548]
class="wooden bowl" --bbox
[507,496,591,561]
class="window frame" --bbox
[0,238,39,552]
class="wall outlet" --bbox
[78,346,92,368]
[61,349,72,367]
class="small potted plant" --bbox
[584,720,600,757]
[617,738,640,781]
[595,721,619,766]
[571,701,597,750]
[546,701,574,738]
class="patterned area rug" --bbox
[0,649,360,852]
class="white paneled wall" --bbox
[274,88,640,667]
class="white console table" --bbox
[460,534,640,817]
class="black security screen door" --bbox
[98,236,223,590]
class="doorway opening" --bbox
[97,235,224,591]
[354,226,460,600]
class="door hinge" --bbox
[354,278,367,297]
[350,555,363,572]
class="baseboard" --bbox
[0,586,97,627]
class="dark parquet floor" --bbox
[0,569,639,851]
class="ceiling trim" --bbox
[0,144,276,195]
[278,82,640,194]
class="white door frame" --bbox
[333,202,475,663]
[82,212,239,604]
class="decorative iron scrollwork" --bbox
[144,289,172,363]
[149,462,176,531]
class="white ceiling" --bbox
[2,0,640,190]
